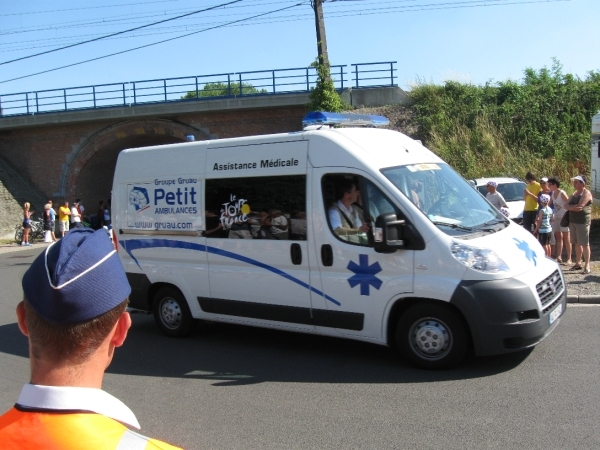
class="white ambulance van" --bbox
[112,112,566,369]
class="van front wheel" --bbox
[153,287,194,337]
[396,304,468,370]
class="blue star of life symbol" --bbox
[513,238,537,266]
[347,254,383,296]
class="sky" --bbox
[0,0,598,98]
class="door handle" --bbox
[290,243,302,265]
[321,244,333,266]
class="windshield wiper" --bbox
[475,218,507,232]
[431,220,474,232]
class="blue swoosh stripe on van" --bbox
[120,239,341,306]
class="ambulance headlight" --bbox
[451,241,509,273]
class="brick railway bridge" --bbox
[0,86,407,235]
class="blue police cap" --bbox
[22,228,131,324]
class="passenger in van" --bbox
[264,209,288,240]
[229,217,252,239]
[410,181,423,210]
[247,211,263,238]
[203,210,227,238]
[328,180,370,242]
[290,211,307,240]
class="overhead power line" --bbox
[0,2,306,85]
[0,0,296,36]
[0,0,245,67]
[0,0,569,85]
[0,0,182,17]
[0,0,567,54]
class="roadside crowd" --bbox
[486,172,593,275]
[20,198,112,246]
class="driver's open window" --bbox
[322,174,400,247]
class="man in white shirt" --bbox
[0,228,181,449]
[328,180,370,243]
[76,198,85,216]
[71,202,82,228]
[486,181,508,211]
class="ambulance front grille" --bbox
[536,270,563,314]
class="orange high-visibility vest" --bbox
[0,407,182,450]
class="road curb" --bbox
[567,295,600,305]
[0,242,51,255]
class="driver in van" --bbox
[410,180,423,210]
[328,180,370,243]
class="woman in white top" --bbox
[547,177,571,264]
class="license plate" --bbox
[549,303,563,325]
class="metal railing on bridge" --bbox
[0,61,396,118]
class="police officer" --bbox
[0,228,182,449]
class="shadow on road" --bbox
[0,314,533,386]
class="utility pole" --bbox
[312,0,330,67]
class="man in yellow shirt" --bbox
[0,228,182,449]
[58,201,71,237]
[522,171,541,234]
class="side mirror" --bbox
[373,213,405,254]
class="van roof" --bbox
[306,127,443,170]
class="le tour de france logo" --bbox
[129,187,151,213]
[220,194,250,227]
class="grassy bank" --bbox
[408,60,600,184]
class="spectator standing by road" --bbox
[485,181,508,210]
[104,200,111,228]
[0,228,182,449]
[564,175,593,274]
[537,177,556,248]
[21,202,33,246]
[523,171,541,233]
[58,201,71,237]
[48,200,57,242]
[43,203,53,243]
[548,177,571,264]
[534,194,553,257]
[76,198,85,221]
[70,202,82,228]
[96,200,105,229]
[537,177,553,210]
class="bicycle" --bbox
[14,217,45,244]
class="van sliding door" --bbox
[202,141,314,331]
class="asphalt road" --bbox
[1,248,599,449]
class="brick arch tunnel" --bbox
[64,119,207,213]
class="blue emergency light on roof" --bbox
[302,111,389,129]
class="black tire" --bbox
[396,303,469,370]
[14,227,23,244]
[152,287,194,337]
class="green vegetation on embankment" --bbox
[406,59,600,182]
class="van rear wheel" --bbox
[153,287,194,337]
[396,303,468,370]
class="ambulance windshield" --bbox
[381,163,508,236]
